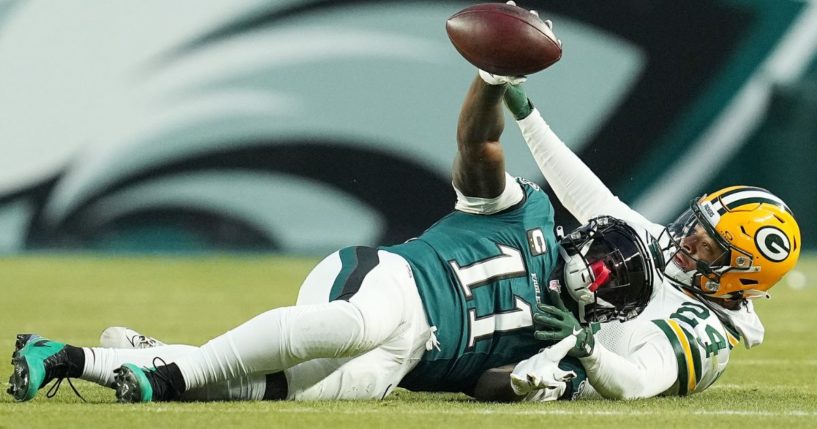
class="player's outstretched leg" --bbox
[100,327,272,402]
[113,248,419,403]
[6,332,217,402]
[111,301,375,403]
[7,334,83,402]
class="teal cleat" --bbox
[7,334,80,402]
[114,361,181,403]
[114,364,154,403]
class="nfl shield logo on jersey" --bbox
[548,279,562,294]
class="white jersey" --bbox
[515,109,761,399]
[588,282,738,397]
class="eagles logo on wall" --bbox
[0,0,814,253]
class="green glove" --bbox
[503,83,534,120]
[533,289,595,358]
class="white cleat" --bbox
[99,327,165,349]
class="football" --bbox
[445,3,562,76]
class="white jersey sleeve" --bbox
[576,321,678,399]
[578,287,739,399]
[513,108,759,399]
[516,109,665,238]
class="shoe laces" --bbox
[45,377,86,402]
[148,357,182,401]
[41,347,86,402]
[128,335,160,349]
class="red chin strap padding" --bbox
[589,260,612,292]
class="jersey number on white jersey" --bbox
[670,302,728,357]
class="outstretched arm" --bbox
[453,76,508,198]
[504,84,664,237]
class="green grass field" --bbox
[1,255,815,429]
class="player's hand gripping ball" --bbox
[446,1,562,76]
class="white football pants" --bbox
[80,249,432,401]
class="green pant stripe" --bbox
[329,247,380,301]
[653,320,689,396]
[329,247,359,301]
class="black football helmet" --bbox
[552,216,663,323]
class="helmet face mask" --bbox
[556,216,660,324]
[663,186,800,300]
[665,206,734,294]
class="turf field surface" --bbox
[1,255,815,429]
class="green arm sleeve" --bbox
[503,84,534,120]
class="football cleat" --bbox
[99,327,165,349]
[7,334,82,402]
[114,360,181,403]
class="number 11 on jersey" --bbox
[468,297,532,348]
[449,244,526,298]
[449,244,533,348]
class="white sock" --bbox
[174,300,381,391]
[80,344,198,387]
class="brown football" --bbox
[445,3,562,76]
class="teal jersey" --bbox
[384,178,560,392]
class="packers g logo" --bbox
[755,226,791,262]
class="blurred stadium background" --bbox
[0,0,815,255]
[1,1,816,425]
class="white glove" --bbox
[508,1,561,48]
[478,69,527,86]
[520,383,567,402]
[510,334,578,399]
